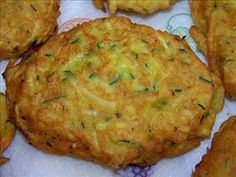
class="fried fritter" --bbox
[0,0,60,60]
[189,0,215,35]
[93,0,176,15]
[192,116,236,177]
[189,26,207,56]
[189,0,236,99]
[4,16,223,168]
[0,93,16,165]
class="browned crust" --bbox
[192,116,236,177]
[0,0,60,60]
[0,93,16,166]
[93,0,176,15]
[189,26,207,56]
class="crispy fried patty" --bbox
[93,0,176,15]
[0,93,16,165]
[189,0,236,99]
[4,16,223,168]
[192,116,236,177]
[0,0,60,59]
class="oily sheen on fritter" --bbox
[189,0,236,99]
[93,0,176,15]
[0,0,60,59]
[192,116,236,177]
[4,17,224,168]
[0,93,16,165]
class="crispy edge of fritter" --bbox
[0,0,60,60]
[93,0,106,12]
[189,0,215,35]
[0,93,16,165]
[189,26,207,56]
[108,0,177,15]
[207,9,236,99]
[192,116,236,177]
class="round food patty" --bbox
[192,116,236,177]
[0,93,16,165]
[0,0,60,59]
[4,16,223,168]
[93,0,176,15]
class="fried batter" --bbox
[189,0,236,99]
[0,0,60,60]
[93,0,176,15]
[192,116,236,177]
[4,16,223,168]
[0,93,16,165]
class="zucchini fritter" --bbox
[192,116,236,177]
[4,16,223,168]
[189,0,236,99]
[93,0,176,15]
[0,93,16,165]
[0,0,60,60]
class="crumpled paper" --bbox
[0,1,235,177]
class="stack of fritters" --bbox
[189,0,236,99]
[4,16,224,168]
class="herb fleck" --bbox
[198,103,205,110]
[132,52,139,59]
[63,70,74,78]
[88,73,96,79]
[108,74,121,85]
[178,48,186,53]
[199,76,213,85]
[36,75,40,80]
[70,38,80,44]
[30,4,37,11]
[141,39,149,44]
[45,53,52,57]
[152,100,167,110]
[97,42,104,48]
[174,88,182,92]
[129,73,135,79]
[118,139,139,147]
[81,122,85,129]
[42,96,65,104]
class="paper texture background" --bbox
[0,1,235,177]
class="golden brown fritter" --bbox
[192,116,236,177]
[4,16,223,168]
[93,0,176,15]
[189,0,215,35]
[0,93,16,165]
[189,0,236,99]
[0,0,60,60]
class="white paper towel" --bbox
[0,1,235,177]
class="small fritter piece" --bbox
[0,0,60,60]
[189,26,207,56]
[0,93,16,165]
[189,0,236,99]
[93,0,176,15]
[192,116,236,177]
[5,16,223,168]
[189,0,215,35]
[208,3,236,99]
[93,0,106,12]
